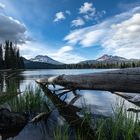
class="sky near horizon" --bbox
[0,0,140,63]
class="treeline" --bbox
[24,61,140,69]
[64,61,140,69]
[0,41,24,69]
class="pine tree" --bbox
[4,41,10,68]
[3,40,24,69]
[0,44,3,69]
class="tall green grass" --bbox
[8,85,49,114]
[54,125,69,140]
[95,101,140,140]
[54,101,140,140]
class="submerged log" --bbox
[30,111,52,123]
[38,84,95,140]
[36,68,140,93]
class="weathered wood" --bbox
[36,68,140,93]
[38,84,95,140]
[30,111,52,123]
[113,92,140,107]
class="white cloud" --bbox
[65,6,140,59]
[66,10,71,15]
[54,46,73,56]
[53,12,65,22]
[20,43,85,64]
[50,46,85,63]
[53,10,71,22]
[71,17,85,27]
[78,2,106,23]
[80,30,106,47]
[0,3,5,9]
[19,42,50,59]
[102,13,140,58]
[0,14,29,43]
[79,2,95,15]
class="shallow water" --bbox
[0,69,138,140]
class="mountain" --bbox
[96,54,126,62]
[30,55,63,65]
[23,57,65,69]
[79,54,139,64]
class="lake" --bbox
[0,69,137,140]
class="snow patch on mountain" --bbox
[30,55,63,65]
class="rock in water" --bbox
[0,108,28,139]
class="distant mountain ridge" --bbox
[23,54,140,69]
[30,55,63,65]
[23,57,65,69]
[96,54,127,61]
[79,54,139,64]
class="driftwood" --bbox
[36,68,140,93]
[113,92,140,107]
[30,111,52,123]
[37,83,95,140]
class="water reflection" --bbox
[0,69,139,140]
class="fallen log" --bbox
[113,92,140,107]
[36,68,140,93]
[30,111,52,123]
[37,84,95,140]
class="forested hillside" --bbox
[0,41,24,69]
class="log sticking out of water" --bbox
[113,92,140,107]
[36,68,140,93]
[30,111,52,123]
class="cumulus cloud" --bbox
[53,12,65,22]
[73,2,106,25]
[53,11,71,22]
[50,46,85,63]
[71,17,85,27]
[79,2,96,15]
[0,14,29,43]
[79,2,96,20]
[65,6,140,59]
[0,3,5,9]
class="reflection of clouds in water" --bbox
[65,90,116,116]
[65,90,139,116]
[19,69,139,117]
[20,80,38,91]
[20,69,114,77]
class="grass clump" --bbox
[95,101,140,140]
[8,85,49,114]
[53,101,140,140]
[54,125,69,140]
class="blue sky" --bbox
[0,0,140,63]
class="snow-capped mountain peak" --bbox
[30,55,62,65]
[96,54,126,61]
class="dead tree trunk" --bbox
[36,68,140,93]
[38,84,95,140]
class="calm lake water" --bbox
[0,69,137,140]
